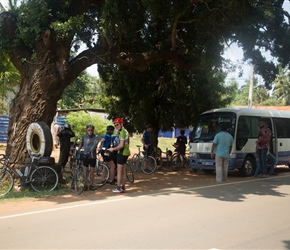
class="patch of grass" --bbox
[130,134,175,152]
[0,182,71,202]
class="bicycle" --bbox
[91,151,110,188]
[69,139,80,171]
[126,162,134,183]
[130,145,157,174]
[171,144,190,171]
[100,148,134,184]
[0,153,59,196]
[70,144,85,195]
[154,147,173,169]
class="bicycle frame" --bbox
[0,153,59,196]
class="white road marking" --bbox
[0,174,288,220]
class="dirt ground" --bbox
[0,145,224,213]
[1,145,288,214]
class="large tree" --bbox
[0,0,289,161]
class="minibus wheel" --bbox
[239,156,256,177]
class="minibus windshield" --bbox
[192,112,236,142]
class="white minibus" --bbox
[189,107,290,176]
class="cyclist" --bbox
[174,130,187,156]
[107,118,130,193]
[78,124,98,191]
[141,124,154,156]
[97,125,117,184]
[57,122,75,172]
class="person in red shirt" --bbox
[255,119,271,178]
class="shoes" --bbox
[83,185,88,191]
[269,172,278,175]
[108,180,116,185]
[260,174,268,178]
[112,187,125,193]
[89,185,97,191]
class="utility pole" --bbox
[248,63,254,108]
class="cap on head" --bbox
[113,118,123,125]
[146,124,153,129]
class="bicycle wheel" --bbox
[0,168,14,196]
[95,163,109,188]
[141,156,157,174]
[126,164,134,183]
[171,154,181,171]
[74,165,85,195]
[30,166,59,192]
[131,154,140,172]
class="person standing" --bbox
[57,122,75,172]
[78,124,98,191]
[141,124,153,156]
[255,119,272,178]
[97,125,117,184]
[53,122,60,149]
[175,130,187,156]
[210,124,233,182]
[107,118,130,193]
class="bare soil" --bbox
[0,146,222,213]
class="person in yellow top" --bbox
[107,118,130,193]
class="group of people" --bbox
[54,118,130,193]
[210,118,277,182]
[54,117,278,191]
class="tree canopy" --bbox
[1,0,290,159]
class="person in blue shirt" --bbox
[98,125,117,184]
[210,124,233,182]
[141,124,153,156]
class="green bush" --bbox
[66,111,113,140]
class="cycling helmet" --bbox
[113,118,123,124]
[86,124,95,130]
[64,123,71,129]
[146,124,153,129]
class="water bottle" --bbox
[24,166,29,176]
[16,169,23,177]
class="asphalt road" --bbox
[1,173,290,249]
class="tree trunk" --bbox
[6,67,66,163]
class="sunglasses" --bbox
[114,124,120,127]
[87,129,93,131]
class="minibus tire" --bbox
[239,156,256,177]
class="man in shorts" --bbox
[78,124,98,191]
[97,125,117,184]
[107,118,130,193]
